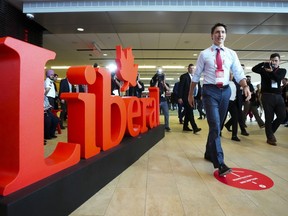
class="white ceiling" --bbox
[7,0,288,86]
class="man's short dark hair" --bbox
[211,23,227,34]
[270,53,280,59]
[188,64,194,67]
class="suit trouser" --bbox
[261,93,286,140]
[183,101,198,130]
[202,84,231,168]
[224,100,238,137]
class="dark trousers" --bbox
[196,98,206,117]
[47,96,55,108]
[224,100,238,137]
[177,102,185,122]
[262,93,286,140]
[60,102,67,127]
[44,109,59,139]
[183,101,198,130]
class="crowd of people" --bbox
[147,23,287,177]
[43,23,287,177]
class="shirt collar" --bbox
[211,44,225,52]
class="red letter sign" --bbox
[0,37,80,196]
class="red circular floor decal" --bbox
[214,168,274,190]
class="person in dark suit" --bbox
[224,76,249,137]
[59,77,75,129]
[173,81,185,124]
[178,64,201,133]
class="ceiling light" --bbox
[106,64,117,72]
[51,66,70,69]
[103,53,108,56]
[26,13,34,19]
[245,66,252,70]
[77,28,84,32]
[162,66,185,69]
[138,65,156,69]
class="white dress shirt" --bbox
[192,44,246,86]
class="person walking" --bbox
[222,73,241,141]
[252,53,286,145]
[188,23,251,176]
[178,64,201,133]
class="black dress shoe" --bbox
[165,127,171,132]
[183,127,193,131]
[218,164,232,176]
[225,125,232,132]
[241,131,249,136]
[51,135,57,138]
[231,136,241,141]
[203,114,206,119]
[198,117,203,120]
[193,128,201,134]
[267,139,277,146]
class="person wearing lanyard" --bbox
[252,53,286,146]
[188,23,251,176]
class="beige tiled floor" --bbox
[45,111,288,216]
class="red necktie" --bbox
[216,48,223,70]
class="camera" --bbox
[157,73,165,82]
[264,62,275,70]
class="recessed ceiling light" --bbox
[77,28,84,32]
[103,53,108,56]
[26,13,34,19]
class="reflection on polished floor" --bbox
[45,112,288,216]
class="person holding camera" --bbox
[252,53,286,146]
[150,69,171,131]
[128,73,145,98]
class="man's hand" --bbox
[178,98,183,104]
[243,86,251,101]
[188,93,195,107]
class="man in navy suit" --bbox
[178,64,201,133]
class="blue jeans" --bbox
[202,84,231,168]
[160,100,169,128]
